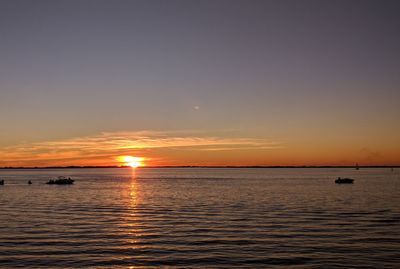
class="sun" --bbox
[118,156,145,168]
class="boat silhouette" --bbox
[335,177,354,184]
[46,176,74,185]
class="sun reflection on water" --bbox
[129,170,138,207]
[116,168,143,247]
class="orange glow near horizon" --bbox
[118,156,145,168]
[1,130,399,167]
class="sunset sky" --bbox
[1,0,399,167]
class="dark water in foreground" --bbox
[0,168,399,268]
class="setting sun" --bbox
[118,156,145,168]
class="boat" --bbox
[335,177,354,184]
[46,176,74,185]
[0,180,4,185]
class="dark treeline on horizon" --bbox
[0,165,399,169]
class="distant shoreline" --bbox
[0,165,399,169]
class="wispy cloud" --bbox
[0,130,281,166]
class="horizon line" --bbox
[0,165,399,169]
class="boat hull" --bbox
[46,177,74,185]
[335,178,354,184]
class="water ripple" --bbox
[0,168,399,268]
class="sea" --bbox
[0,168,399,268]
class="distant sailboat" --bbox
[355,163,359,170]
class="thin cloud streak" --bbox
[0,130,281,166]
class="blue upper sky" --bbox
[1,0,399,166]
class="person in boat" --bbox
[28,180,32,185]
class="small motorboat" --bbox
[335,177,354,184]
[46,176,74,185]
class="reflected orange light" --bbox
[129,173,138,206]
[118,156,145,168]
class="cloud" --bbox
[0,130,281,166]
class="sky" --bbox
[0,0,399,167]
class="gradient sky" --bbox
[1,0,399,167]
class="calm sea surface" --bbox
[0,168,399,268]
